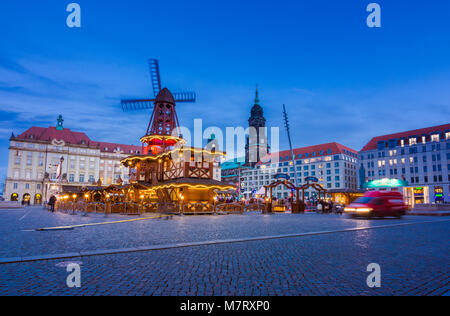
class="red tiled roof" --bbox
[17,127,91,145]
[91,141,141,154]
[15,126,141,154]
[257,142,357,165]
[360,124,450,152]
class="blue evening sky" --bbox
[0,0,450,183]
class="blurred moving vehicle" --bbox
[344,191,407,218]
[334,204,344,214]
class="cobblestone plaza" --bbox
[0,208,448,296]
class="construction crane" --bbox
[121,59,196,112]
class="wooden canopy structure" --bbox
[298,183,327,202]
[264,180,303,213]
[264,180,328,213]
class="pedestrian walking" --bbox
[48,195,56,213]
[317,201,323,213]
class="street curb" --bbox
[408,212,450,217]
[1,218,449,265]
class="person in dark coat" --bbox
[48,196,57,212]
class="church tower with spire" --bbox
[245,87,269,167]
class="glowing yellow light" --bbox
[140,195,145,199]
[356,208,373,213]
[150,183,235,191]
[120,147,226,165]
[84,194,89,198]
[72,194,77,199]
[106,194,110,199]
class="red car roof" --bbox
[363,191,403,198]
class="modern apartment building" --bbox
[358,124,450,206]
[4,116,141,204]
[241,142,358,200]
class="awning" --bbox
[363,178,409,189]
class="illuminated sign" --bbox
[305,177,319,183]
[274,173,290,180]
[364,178,409,189]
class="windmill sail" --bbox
[120,59,196,112]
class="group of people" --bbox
[315,200,339,214]
[217,196,238,203]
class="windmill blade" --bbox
[121,99,155,112]
[173,92,196,103]
[148,59,162,97]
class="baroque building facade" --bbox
[5,116,140,204]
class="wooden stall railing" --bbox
[142,203,180,215]
[109,202,140,215]
[216,203,244,214]
[244,202,266,213]
[183,202,214,215]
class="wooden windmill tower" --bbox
[121,59,196,155]
[119,60,234,207]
